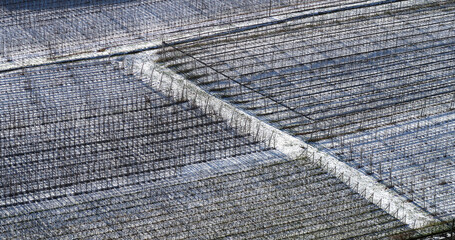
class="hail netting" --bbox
[157,0,455,220]
[0,58,270,206]
[1,0,375,65]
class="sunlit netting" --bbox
[0,58,275,207]
[2,0,455,238]
[0,0,373,64]
[0,155,412,239]
[158,0,455,220]
[0,57,419,239]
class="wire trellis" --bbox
[0,0,373,64]
[0,153,412,239]
[159,0,455,220]
[0,58,273,207]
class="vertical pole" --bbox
[451,219,454,239]
[269,0,272,17]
